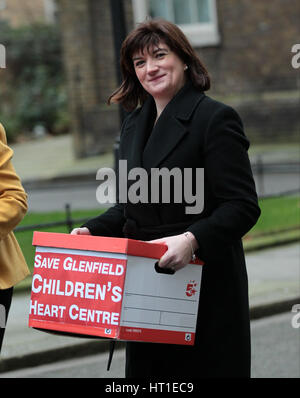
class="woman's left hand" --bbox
[148,232,199,272]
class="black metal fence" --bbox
[14,204,89,235]
[252,155,300,199]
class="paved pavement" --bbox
[10,134,114,185]
[1,313,298,378]
[0,134,298,374]
[0,243,299,374]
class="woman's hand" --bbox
[148,232,199,272]
[70,227,91,236]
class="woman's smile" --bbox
[148,74,166,83]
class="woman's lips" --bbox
[149,74,166,82]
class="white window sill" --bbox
[178,23,220,47]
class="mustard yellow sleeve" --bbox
[0,123,28,240]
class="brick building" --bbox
[56,0,299,158]
[0,0,56,26]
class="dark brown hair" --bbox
[108,18,211,112]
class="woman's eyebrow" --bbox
[132,55,143,61]
[132,47,168,61]
[152,47,168,53]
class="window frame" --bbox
[132,0,220,47]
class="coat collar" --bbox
[121,80,205,172]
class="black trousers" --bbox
[0,287,13,353]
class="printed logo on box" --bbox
[185,333,192,342]
[185,280,198,297]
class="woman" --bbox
[72,19,260,378]
[0,123,29,352]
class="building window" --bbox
[0,0,6,11]
[43,0,57,24]
[132,0,220,47]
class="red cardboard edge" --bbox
[32,231,127,254]
[119,326,195,345]
[32,231,204,265]
[28,319,118,339]
[32,231,167,260]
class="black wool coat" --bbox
[84,81,261,378]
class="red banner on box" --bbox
[29,249,127,338]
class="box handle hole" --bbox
[154,261,175,275]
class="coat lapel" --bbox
[143,82,205,172]
[121,81,205,173]
[142,112,187,172]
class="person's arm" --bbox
[72,203,125,237]
[149,231,199,272]
[0,123,28,240]
[151,106,260,270]
[186,105,260,262]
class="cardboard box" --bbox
[29,231,203,345]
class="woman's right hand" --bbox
[70,227,91,235]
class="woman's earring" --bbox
[184,65,188,71]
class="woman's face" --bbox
[132,42,186,101]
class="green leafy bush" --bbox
[0,21,70,141]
